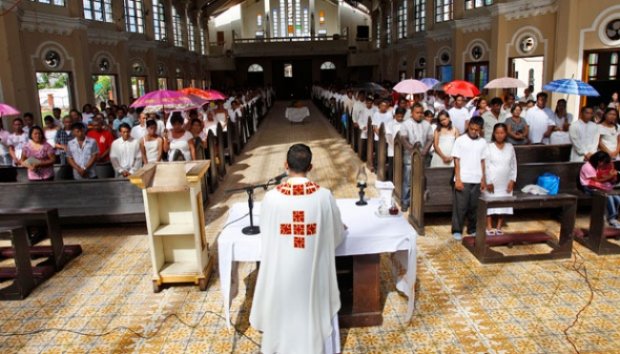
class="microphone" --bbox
[271,172,288,184]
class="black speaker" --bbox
[356,26,369,40]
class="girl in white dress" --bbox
[430,111,459,167]
[140,119,163,164]
[163,114,195,161]
[485,123,517,235]
[598,108,620,160]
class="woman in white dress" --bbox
[430,111,459,167]
[140,119,163,164]
[485,123,517,235]
[163,114,195,161]
[598,107,620,160]
[550,99,572,144]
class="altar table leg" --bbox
[338,254,382,327]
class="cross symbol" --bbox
[279,211,317,249]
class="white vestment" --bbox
[250,177,344,354]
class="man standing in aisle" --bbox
[250,144,345,354]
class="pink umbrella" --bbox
[484,77,527,89]
[130,90,206,112]
[202,89,227,101]
[392,79,429,95]
[0,103,20,118]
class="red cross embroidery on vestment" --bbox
[279,210,317,249]
[276,181,321,196]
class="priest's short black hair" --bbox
[287,144,312,173]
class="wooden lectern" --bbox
[129,161,212,292]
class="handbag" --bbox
[537,173,560,195]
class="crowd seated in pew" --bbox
[0,88,273,224]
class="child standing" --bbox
[485,124,517,235]
[451,116,489,240]
[430,110,459,167]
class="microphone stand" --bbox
[225,175,286,235]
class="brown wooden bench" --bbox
[462,193,577,263]
[574,189,620,255]
[0,225,38,300]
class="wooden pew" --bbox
[226,120,235,165]
[347,114,354,147]
[376,124,388,181]
[0,225,38,300]
[514,144,571,163]
[216,123,226,176]
[393,132,404,205]
[462,193,577,263]
[574,190,620,255]
[206,130,219,192]
[366,118,375,172]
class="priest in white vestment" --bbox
[250,144,344,354]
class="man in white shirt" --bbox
[519,86,535,103]
[357,96,377,161]
[569,107,599,162]
[399,103,433,211]
[448,95,470,134]
[525,92,556,144]
[500,93,516,120]
[110,123,142,177]
[386,108,406,181]
[481,97,505,142]
[131,113,148,140]
[451,116,489,240]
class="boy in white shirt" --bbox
[357,96,377,162]
[451,116,489,240]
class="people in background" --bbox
[385,108,406,181]
[598,108,620,160]
[505,106,530,145]
[500,93,516,120]
[43,115,58,150]
[469,97,489,118]
[451,116,488,240]
[164,114,196,161]
[569,106,599,162]
[519,86,535,103]
[22,112,35,134]
[66,123,98,179]
[484,123,517,236]
[0,123,10,166]
[549,99,572,144]
[54,116,74,165]
[110,123,142,178]
[87,118,114,162]
[20,126,56,181]
[140,119,163,164]
[430,110,458,168]
[481,97,504,142]
[8,118,29,166]
[609,92,619,110]
[525,92,555,144]
[579,151,620,228]
[131,112,148,140]
[448,95,470,134]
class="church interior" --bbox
[1,0,620,353]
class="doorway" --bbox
[582,49,619,107]
[510,56,543,98]
[272,60,312,99]
[36,71,73,123]
[92,75,118,106]
[157,77,168,90]
[248,63,265,87]
[130,76,147,99]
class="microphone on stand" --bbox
[272,171,288,184]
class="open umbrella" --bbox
[484,77,527,89]
[130,90,206,112]
[180,88,227,101]
[443,80,480,97]
[392,79,429,95]
[431,81,449,91]
[353,82,389,97]
[420,78,440,89]
[542,79,600,97]
[0,103,20,118]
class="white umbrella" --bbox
[484,77,527,89]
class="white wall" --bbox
[513,56,544,99]
[208,5,243,50]
[339,1,370,41]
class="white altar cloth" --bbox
[285,107,310,122]
[218,199,417,327]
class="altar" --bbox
[218,198,417,327]
[285,106,310,123]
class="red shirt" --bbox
[87,129,114,161]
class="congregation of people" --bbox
[0,87,274,181]
[314,85,620,236]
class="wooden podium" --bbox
[129,161,212,292]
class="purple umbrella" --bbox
[420,78,440,89]
[130,90,206,112]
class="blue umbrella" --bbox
[542,79,600,97]
[420,78,440,89]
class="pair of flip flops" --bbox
[485,229,504,236]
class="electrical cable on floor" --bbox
[562,248,595,354]
[0,309,260,347]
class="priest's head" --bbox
[285,144,313,176]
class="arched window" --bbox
[320,61,336,70]
[248,64,264,72]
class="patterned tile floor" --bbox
[0,101,617,353]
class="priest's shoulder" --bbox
[271,180,333,198]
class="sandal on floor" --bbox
[485,229,496,236]
[495,229,504,236]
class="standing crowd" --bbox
[0,87,274,181]
[314,85,620,236]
